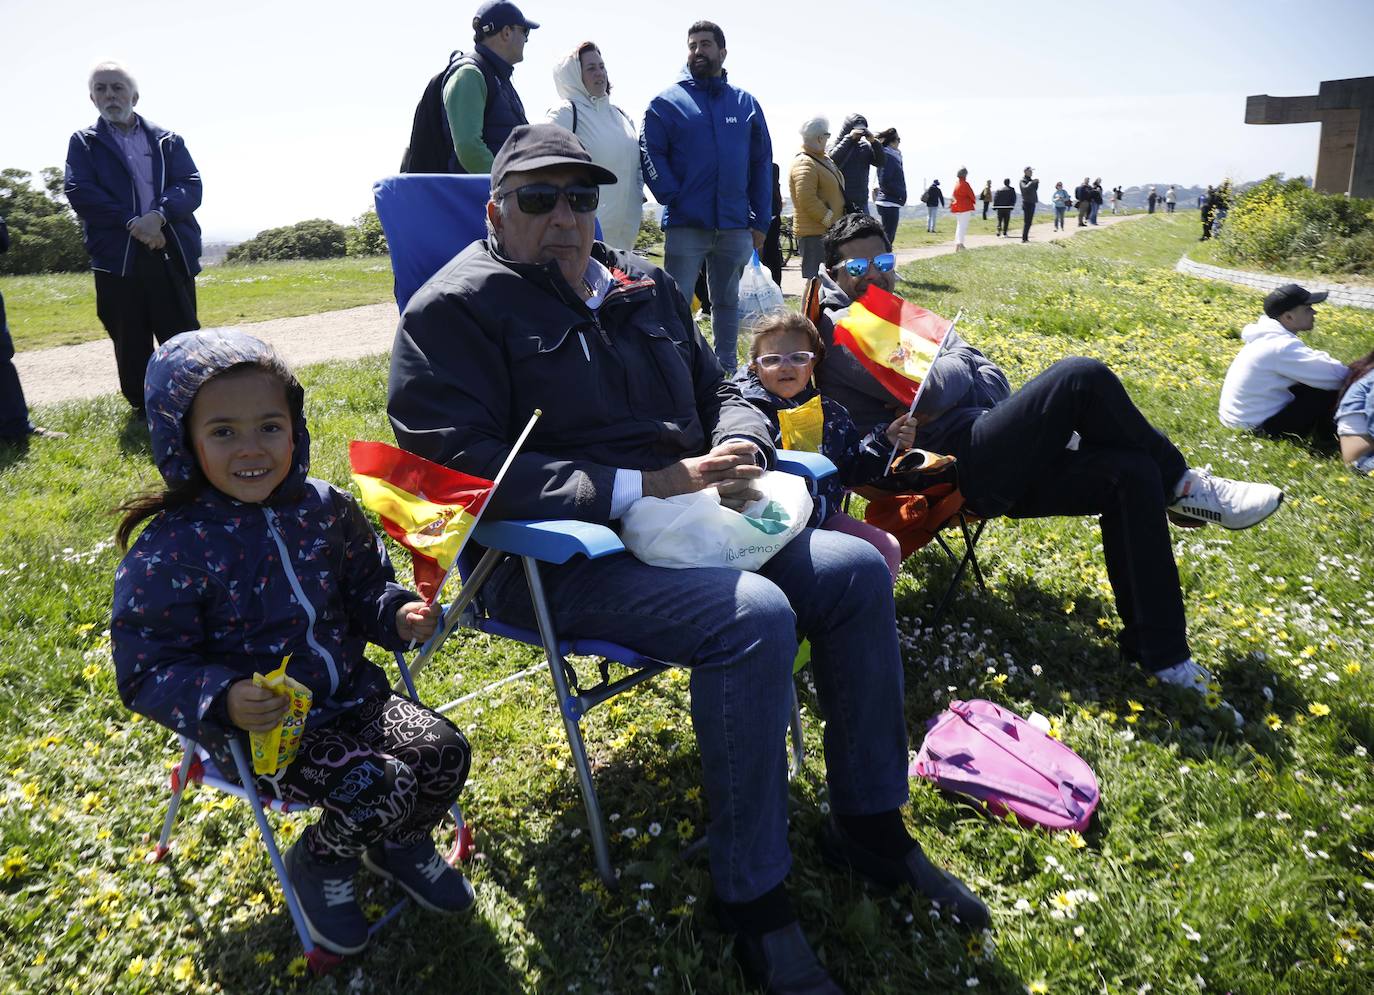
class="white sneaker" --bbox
[1155,659,1244,728]
[1167,468,1283,530]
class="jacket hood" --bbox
[553,50,594,102]
[677,65,729,87]
[144,328,310,496]
[840,113,868,133]
[1241,315,1294,344]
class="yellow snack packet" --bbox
[248,656,313,775]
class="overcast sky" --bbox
[6,0,1371,240]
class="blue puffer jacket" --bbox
[111,330,412,769]
[64,116,203,276]
[640,67,773,232]
[735,370,891,525]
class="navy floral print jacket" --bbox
[111,330,413,766]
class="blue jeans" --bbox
[926,205,939,231]
[663,227,756,373]
[877,206,901,246]
[487,527,910,902]
[1053,206,1066,230]
[1089,201,1101,224]
[0,294,34,440]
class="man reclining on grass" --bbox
[812,213,1285,728]
[386,124,987,995]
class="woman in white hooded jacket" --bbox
[545,42,643,251]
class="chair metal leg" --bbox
[788,682,805,779]
[959,516,988,591]
[148,741,197,863]
[523,556,617,889]
[228,738,319,958]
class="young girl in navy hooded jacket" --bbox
[736,311,914,580]
[111,329,473,956]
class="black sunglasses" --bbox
[500,183,600,215]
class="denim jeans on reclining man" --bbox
[486,526,911,903]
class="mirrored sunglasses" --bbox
[840,252,897,278]
[502,183,600,215]
[755,351,817,370]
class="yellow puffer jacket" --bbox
[789,149,846,238]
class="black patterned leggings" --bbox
[254,694,471,862]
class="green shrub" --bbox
[225,218,347,263]
[0,167,88,275]
[634,213,662,252]
[1218,174,1374,275]
[345,209,388,257]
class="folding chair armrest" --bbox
[474,519,625,564]
[775,450,837,482]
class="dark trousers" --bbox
[257,693,471,863]
[1200,211,1213,240]
[0,291,34,440]
[995,207,1011,235]
[94,242,199,409]
[982,201,990,220]
[1021,206,1036,241]
[1257,383,1339,439]
[955,358,1191,669]
[877,205,901,246]
[761,216,783,285]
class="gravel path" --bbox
[16,213,1141,408]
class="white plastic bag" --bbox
[738,251,785,327]
[620,470,813,571]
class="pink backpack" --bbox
[910,699,1100,832]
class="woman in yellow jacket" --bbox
[788,117,846,279]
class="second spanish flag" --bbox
[831,285,949,407]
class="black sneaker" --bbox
[362,839,475,914]
[819,818,989,930]
[284,839,369,955]
[726,918,846,994]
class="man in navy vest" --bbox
[445,1,537,174]
[641,20,773,374]
[64,62,202,414]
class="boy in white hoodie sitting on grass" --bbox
[1218,284,1349,440]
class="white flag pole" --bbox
[883,309,962,476]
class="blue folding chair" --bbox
[372,174,835,887]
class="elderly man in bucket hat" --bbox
[387,123,989,994]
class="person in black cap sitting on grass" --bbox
[1218,283,1349,442]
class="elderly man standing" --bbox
[65,62,201,414]
[641,20,773,373]
[788,117,844,281]
[389,125,987,995]
[444,1,538,173]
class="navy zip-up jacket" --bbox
[111,331,412,770]
[640,67,773,232]
[65,116,203,276]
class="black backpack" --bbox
[400,52,466,173]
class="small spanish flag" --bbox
[349,441,494,598]
[832,285,950,407]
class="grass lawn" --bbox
[1,256,397,352]
[2,214,1371,994]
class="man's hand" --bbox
[751,228,766,252]
[130,212,165,249]
[396,600,440,643]
[885,412,917,451]
[226,678,289,732]
[642,441,764,509]
[849,128,866,141]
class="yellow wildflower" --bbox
[1345,662,1361,676]
[1265,715,1283,731]
[1029,983,1049,995]
[1308,702,1331,717]
[171,958,194,984]
[0,848,29,882]
[1127,700,1144,713]
[286,956,308,978]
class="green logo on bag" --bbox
[744,500,791,536]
